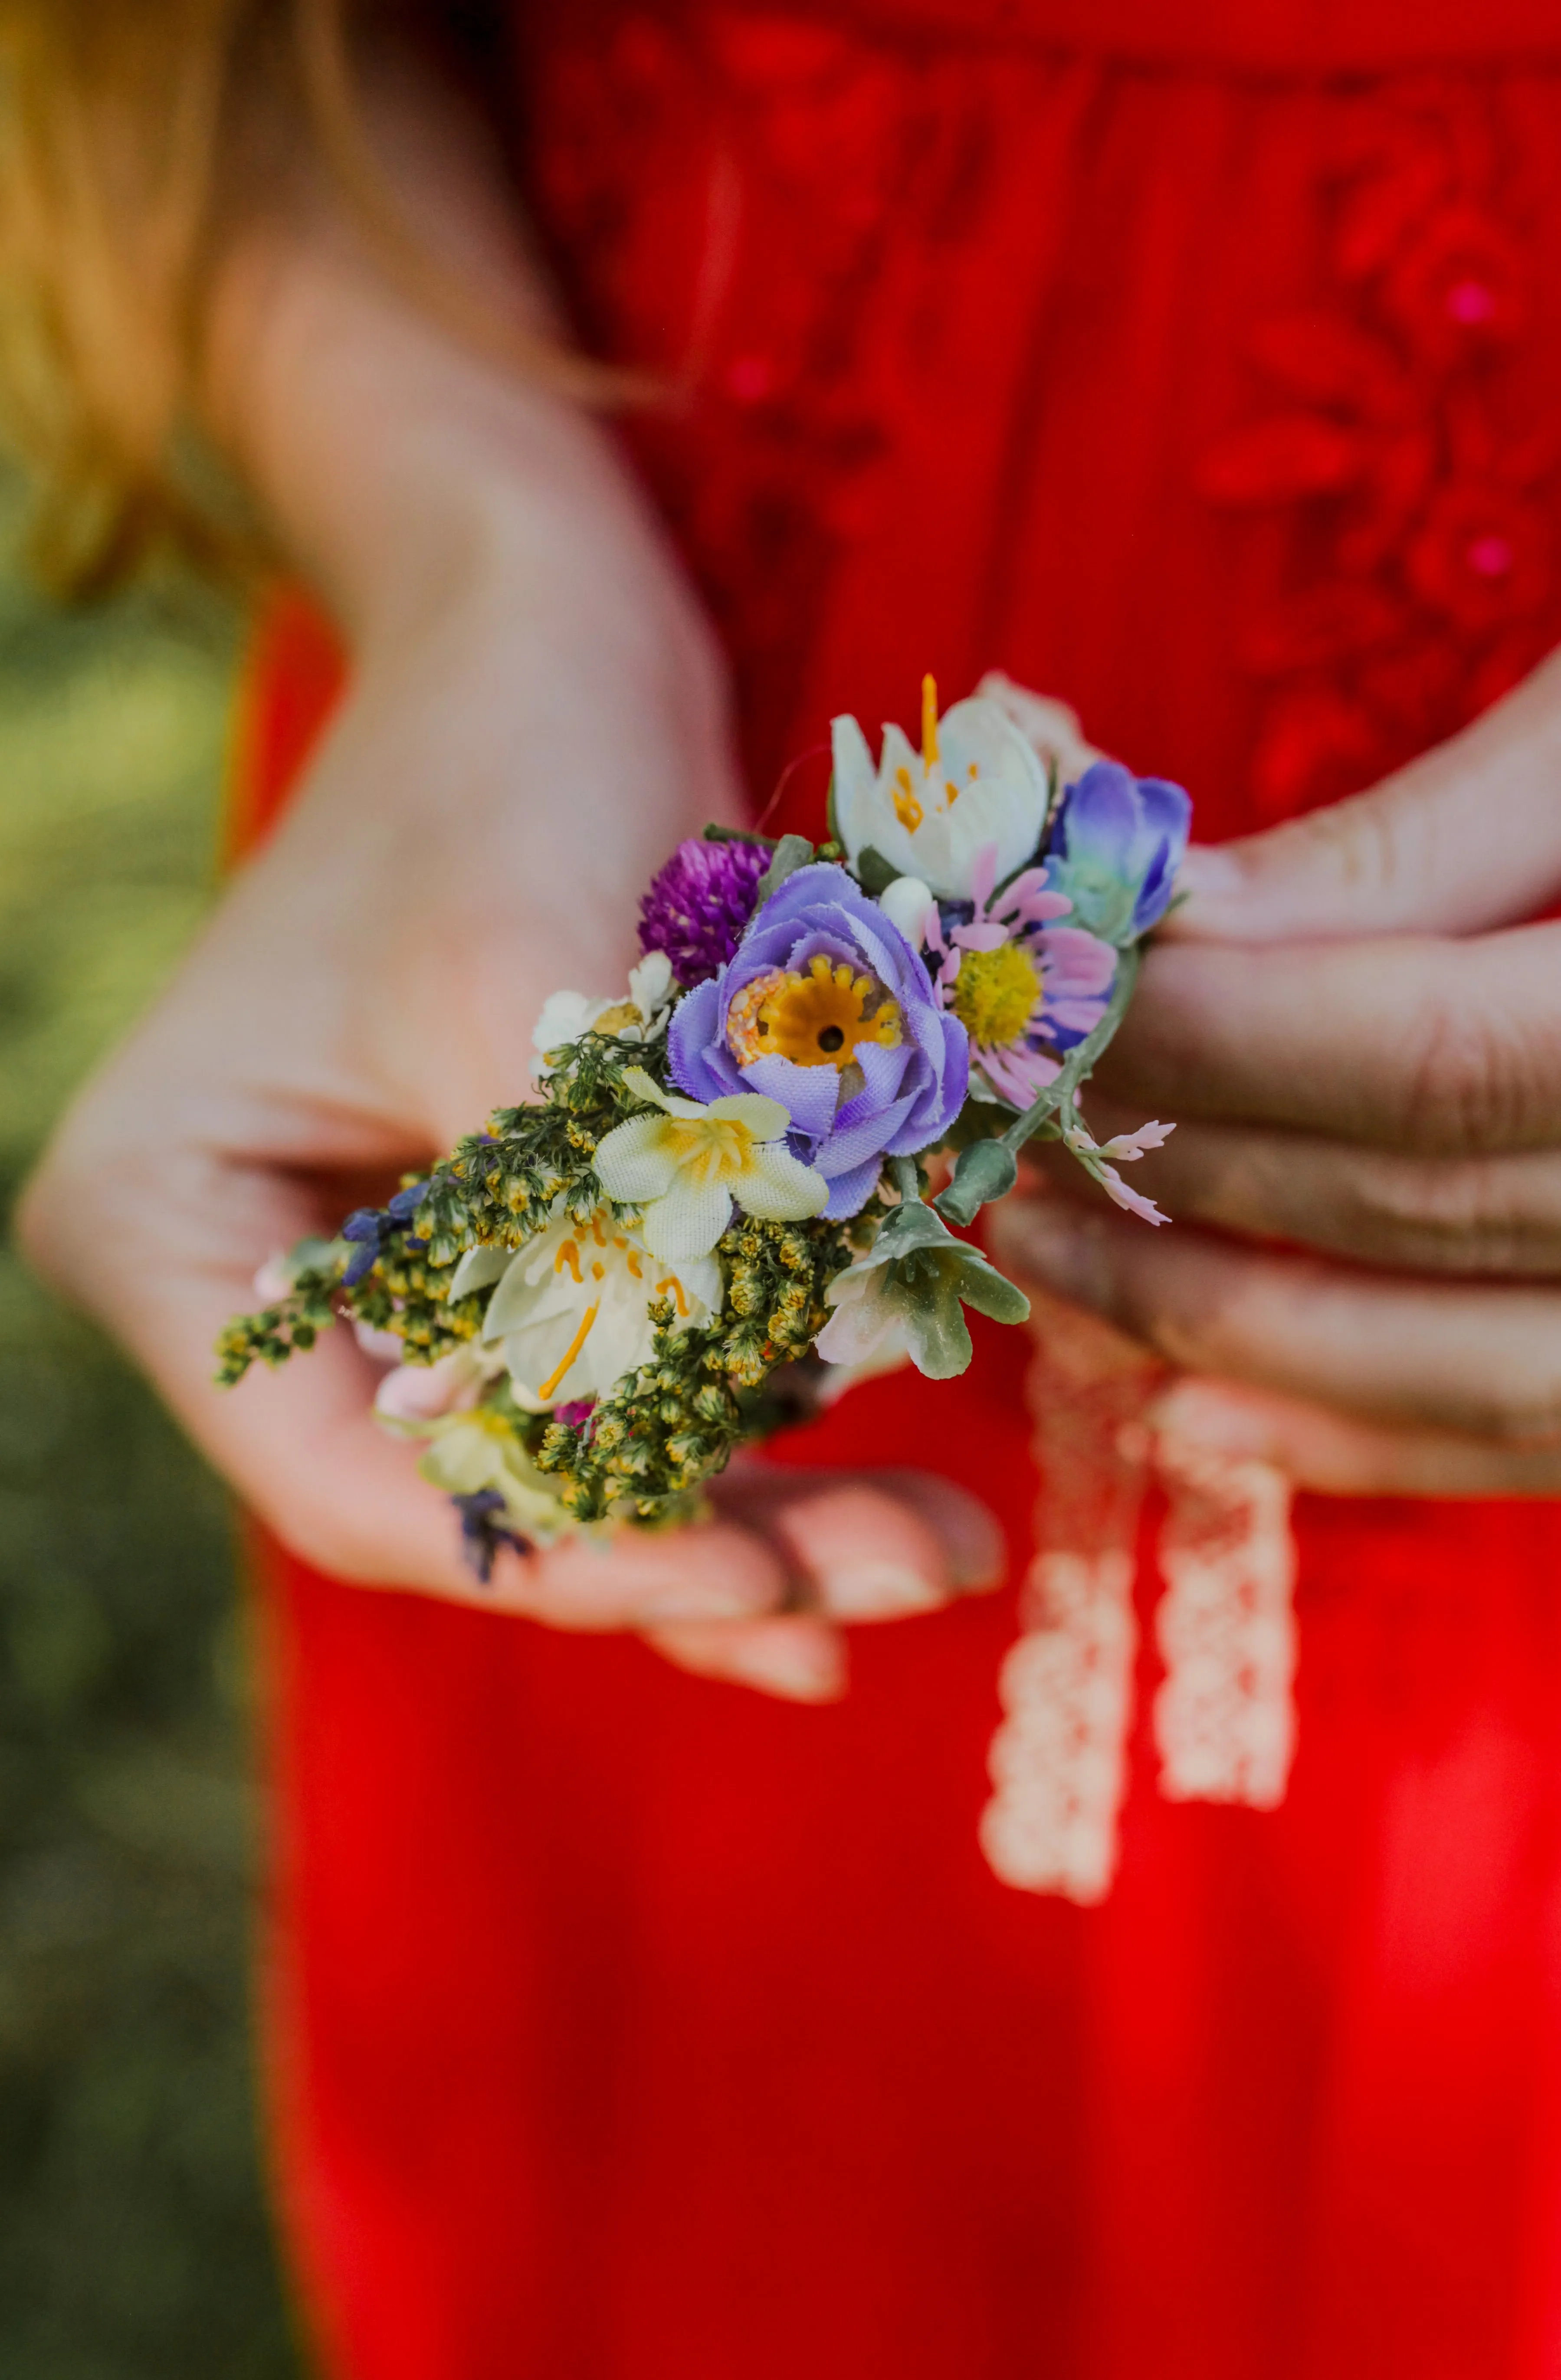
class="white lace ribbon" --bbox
[1152,1439,1298,1810]
[982,1548,1138,1905]
[979,1299,1299,1902]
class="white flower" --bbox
[974,671,1105,787]
[413,1406,576,1540]
[877,873,936,946]
[531,988,613,1074]
[530,951,678,1079]
[478,1202,722,1410]
[830,673,1049,900]
[627,948,675,1023]
[594,1066,828,1262]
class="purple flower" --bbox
[931,844,1116,1108]
[1045,762,1192,945]
[450,1490,531,1584]
[669,862,967,1218]
[340,1180,430,1286]
[639,837,770,987]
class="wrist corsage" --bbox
[219,673,1190,1576]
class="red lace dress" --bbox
[239,6,1561,2374]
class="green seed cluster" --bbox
[214,1262,343,1385]
[214,1029,873,1529]
[535,1211,864,1526]
[214,1033,668,1387]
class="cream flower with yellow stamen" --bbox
[476,1203,721,1411]
[831,672,1049,900]
[594,1066,828,1261]
[413,1405,577,1539]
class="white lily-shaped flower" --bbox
[831,673,1049,900]
[531,949,678,1078]
[476,1202,722,1410]
[594,1066,828,1261]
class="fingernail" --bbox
[887,1478,1005,1589]
[640,1580,774,1623]
[728,1628,846,1702]
[1149,1380,1269,1459]
[820,1563,944,1620]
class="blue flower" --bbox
[450,1489,531,1584]
[1045,762,1191,946]
[340,1180,430,1286]
[668,863,967,1218]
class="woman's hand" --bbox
[989,651,1561,1495]
[16,91,998,1700]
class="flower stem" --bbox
[999,941,1141,1158]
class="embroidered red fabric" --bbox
[243,12,1561,2376]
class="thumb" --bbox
[1165,649,1561,944]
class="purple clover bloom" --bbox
[1045,761,1192,946]
[669,862,967,1218]
[639,837,770,987]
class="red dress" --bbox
[242,7,1561,2373]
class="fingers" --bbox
[1153,1376,1561,1499]
[641,1469,1003,1701]
[989,1188,1561,1443]
[1167,648,1561,943]
[1064,1092,1561,1276]
[644,1616,848,1702]
[713,1465,1004,1613]
[1101,919,1561,1154]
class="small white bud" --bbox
[878,874,936,946]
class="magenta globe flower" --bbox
[638,836,769,987]
[668,863,968,1217]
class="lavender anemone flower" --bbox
[1044,761,1192,946]
[639,836,770,987]
[930,844,1117,1108]
[668,862,967,1218]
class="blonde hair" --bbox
[0,0,605,597]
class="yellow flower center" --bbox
[949,942,1041,1047]
[662,1116,749,1178]
[726,955,901,1069]
[885,675,980,830]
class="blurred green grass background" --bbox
[0,488,302,2377]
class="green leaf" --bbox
[754,832,816,902]
[703,823,776,848]
[951,1252,1030,1327]
[904,1292,974,1380]
[852,844,899,896]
